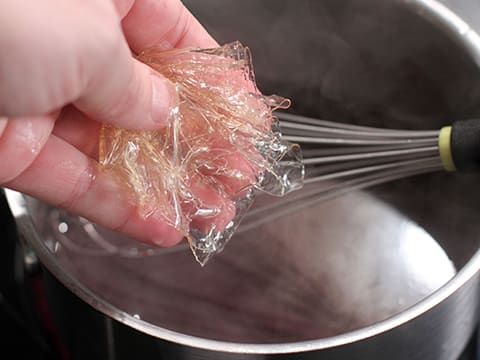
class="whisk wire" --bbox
[277,111,439,136]
[238,112,446,232]
[239,161,442,233]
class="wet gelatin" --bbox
[99,42,304,265]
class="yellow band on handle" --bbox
[438,126,456,172]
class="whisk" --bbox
[238,112,480,233]
[46,111,480,258]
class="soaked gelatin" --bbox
[99,42,304,265]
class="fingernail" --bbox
[151,73,177,126]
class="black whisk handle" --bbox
[450,119,480,172]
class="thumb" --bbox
[74,40,176,131]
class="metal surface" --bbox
[5,0,480,359]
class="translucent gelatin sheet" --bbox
[99,42,304,265]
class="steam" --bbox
[184,0,480,128]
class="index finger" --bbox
[121,0,218,53]
[6,135,184,247]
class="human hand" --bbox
[0,0,218,247]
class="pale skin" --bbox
[0,0,226,247]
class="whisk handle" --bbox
[450,119,480,172]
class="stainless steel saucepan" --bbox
[4,0,480,359]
